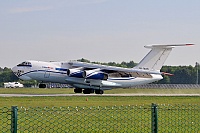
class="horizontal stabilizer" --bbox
[145,44,194,49]
[134,44,194,71]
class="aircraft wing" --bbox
[68,61,160,78]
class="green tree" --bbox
[170,66,196,84]
[0,67,18,87]
[77,58,90,63]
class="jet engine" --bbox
[67,68,84,78]
[83,69,108,80]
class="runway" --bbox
[0,93,199,97]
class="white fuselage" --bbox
[12,60,163,90]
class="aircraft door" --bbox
[44,69,50,78]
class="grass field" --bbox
[0,88,200,94]
[0,88,199,107]
[0,88,199,132]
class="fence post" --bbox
[151,103,158,133]
[11,106,18,133]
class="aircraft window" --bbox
[17,61,32,67]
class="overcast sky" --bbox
[0,0,199,68]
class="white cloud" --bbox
[9,6,53,14]
[8,0,109,14]
[84,0,109,4]
[64,0,109,7]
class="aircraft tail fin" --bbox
[133,44,194,71]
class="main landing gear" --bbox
[74,88,82,93]
[74,88,104,94]
[95,89,104,94]
[39,83,46,88]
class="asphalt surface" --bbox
[0,93,199,97]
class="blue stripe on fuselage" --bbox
[55,68,68,71]
[18,70,67,77]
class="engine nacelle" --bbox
[67,68,84,78]
[83,69,108,80]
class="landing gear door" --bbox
[44,69,50,78]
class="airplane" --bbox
[12,44,194,94]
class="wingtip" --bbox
[185,44,195,46]
[162,72,174,76]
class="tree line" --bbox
[0,59,199,87]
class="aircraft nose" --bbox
[11,65,32,80]
[12,66,20,77]
[12,66,18,73]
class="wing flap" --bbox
[108,71,152,78]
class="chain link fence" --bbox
[1,104,199,133]
[132,84,200,89]
[158,104,200,132]
[0,107,11,133]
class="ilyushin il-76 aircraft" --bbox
[12,44,194,94]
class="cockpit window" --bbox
[17,61,32,67]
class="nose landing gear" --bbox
[39,83,46,88]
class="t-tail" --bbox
[134,44,194,72]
